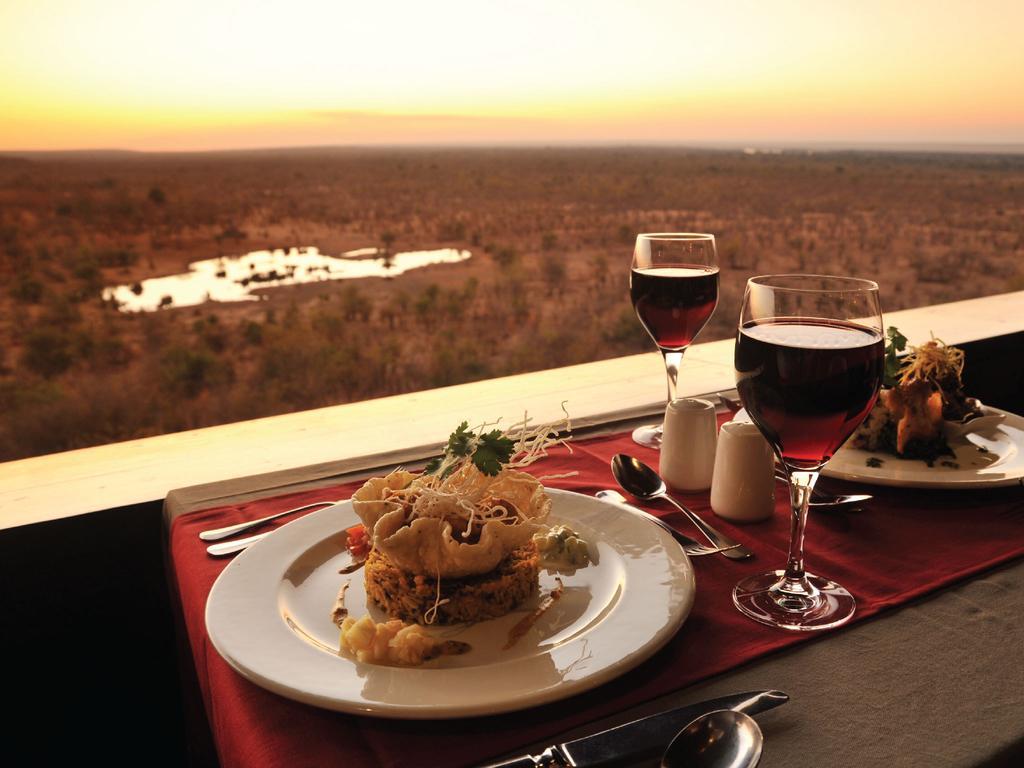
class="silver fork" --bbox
[198,500,344,541]
[594,490,741,557]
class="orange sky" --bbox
[2,0,1022,151]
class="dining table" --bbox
[164,404,1024,768]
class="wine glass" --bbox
[733,275,883,631]
[630,233,719,448]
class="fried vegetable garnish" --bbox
[854,329,977,463]
[352,410,573,579]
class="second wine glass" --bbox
[732,274,884,631]
[630,233,719,448]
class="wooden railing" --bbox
[2,290,1022,530]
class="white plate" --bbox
[205,488,695,718]
[823,407,1024,489]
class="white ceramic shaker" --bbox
[659,398,717,492]
[710,420,776,523]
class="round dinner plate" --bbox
[205,488,695,718]
[823,407,1024,489]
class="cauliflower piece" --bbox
[338,614,470,666]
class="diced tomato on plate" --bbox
[345,524,370,557]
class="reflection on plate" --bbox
[824,407,1024,489]
[205,488,694,718]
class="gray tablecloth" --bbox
[166,471,1024,768]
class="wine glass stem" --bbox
[662,349,684,403]
[782,469,819,588]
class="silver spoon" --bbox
[661,709,763,768]
[611,454,753,560]
[595,490,740,557]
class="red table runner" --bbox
[169,426,1024,768]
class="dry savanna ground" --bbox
[1,146,1022,460]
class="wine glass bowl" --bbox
[630,233,719,448]
[733,275,884,631]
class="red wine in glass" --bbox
[630,266,719,351]
[732,275,884,633]
[736,318,884,468]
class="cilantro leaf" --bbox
[883,326,908,388]
[887,326,908,352]
[471,430,515,476]
[446,421,473,457]
[423,456,442,474]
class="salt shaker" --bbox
[710,420,776,523]
[659,398,717,492]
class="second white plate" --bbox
[824,407,1024,489]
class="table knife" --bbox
[479,689,788,768]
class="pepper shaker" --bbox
[710,420,776,522]
[659,398,717,492]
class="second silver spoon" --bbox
[611,454,753,560]
[661,709,764,768]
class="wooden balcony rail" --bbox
[1,290,1022,531]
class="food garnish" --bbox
[882,326,908,388]
[852,328,981,465]
[345,524,370,558]
[533,525,591,568]
[352,410,570,584]
[895,333,976,421]
[424,421,516,477]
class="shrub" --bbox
[493,246,518,269]
[414,284,441,324]
[22,327,74,377]
[11,274,44,304]
[341,286,372,321]
[160,346,224,398]
[540,256,567,290]
[95,248,140,268]
[242,320,263,346]
[437,220,467,241]
[192,315,226,352]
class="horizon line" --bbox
[3,140,1024,157]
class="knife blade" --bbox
[479,689,788,768]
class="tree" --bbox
[23,328,73,377]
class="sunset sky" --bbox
[2,0,1022,151]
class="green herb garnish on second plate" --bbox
[883,326,908,388]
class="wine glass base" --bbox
[631,423,663,448]
[733,570,856,631]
